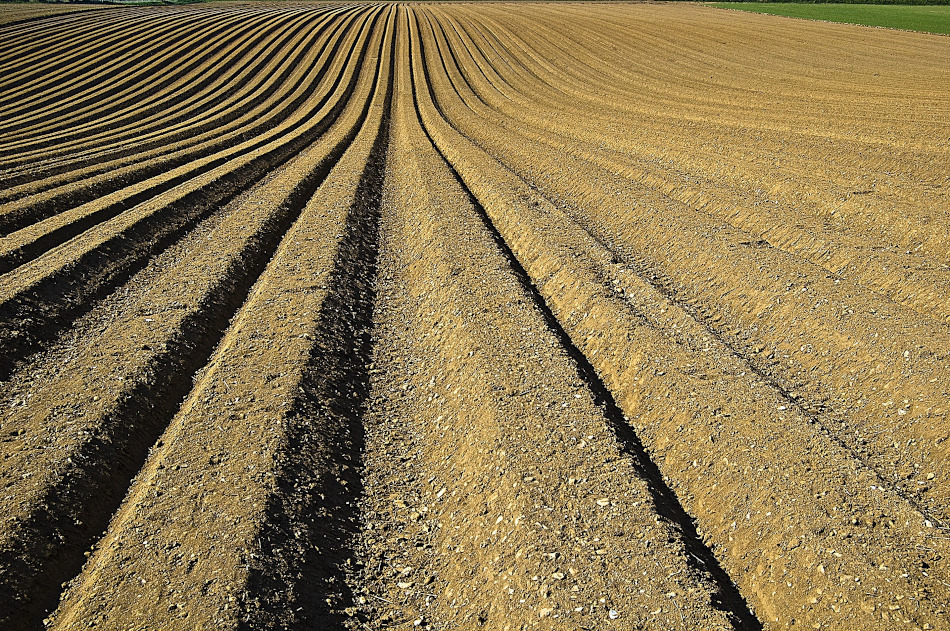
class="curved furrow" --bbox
[459,4,949,171]
[470,4,950,170]
[41,9,395,629]
[490,6,946,238]
[0,6,349,170]
[0,6,344,145]
[0,7,276,139]
[0,6,383,381]
[0,10,112,53]
[0,8,361,241]
[0,5,272,97]
[474,3,948,138]
[455,6,950,264]
[0,7,392,629]
[0,8,153,81]
[0,7,242,118]
[581,3,950,110]
[0,7,352,201]
[435,10,521,102]
[414,7,950,629]
[467,8,756,120]
[0,7,289,151]
[0,7,353,184]
[495,8,817,117]
[426,8,950,328]
[428,3,947,494]
[1,5,948,630]
[0,4,105,30]
[344,12,746,630]
[429,4,950,526]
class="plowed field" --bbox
[0,3,102,28]
[1,3,949,630]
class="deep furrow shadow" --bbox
[407,27,761,622]
[455,163,763,630]
[0,9,384,383]
[237,15,394,630]
[0,22,386,626]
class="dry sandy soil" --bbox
[0,2,948,630]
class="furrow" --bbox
[423,7,950,527]
[0,7,382,380]
[429,7,950,326]
[0,10,126,59]
[240,21,394,627]
[0,8,242,125]
[0,7,353,232]
[346,14,743,629]
[0,6,333,154]
[0,7,310,156]
[456,118,950,523]
[1,4,947,630]
[0,8,388,628]
[454,5,950,264]
[0,4,124,35]
[0,8,158,87]
[413,9,950,628]
[0,6,346,176]
[0,5,270,105]
[0,4,104,30]
[44,9,394,629]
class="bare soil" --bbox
[0,3,948,630]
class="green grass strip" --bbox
[709,3,950,34]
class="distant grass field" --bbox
[709,3,950,34]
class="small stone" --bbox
[608,609,619,619]
[398,581,414,589]
[551,572,565,580]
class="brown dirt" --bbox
[0,3,948,630]
[0,3,103,27]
